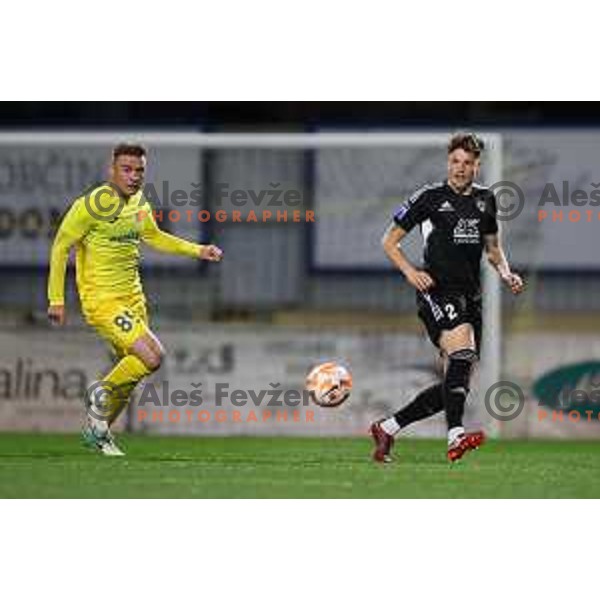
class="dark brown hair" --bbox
[447,133,484,158]
[112,143,147,163]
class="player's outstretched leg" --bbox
[443,348,485,462]
[370,383,445,462]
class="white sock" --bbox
[380,417,401,436]
[448,426,465,445]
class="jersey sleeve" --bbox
[139,208,204,258]
[481,191,499,235]
[47,197,95,306]
[56,196,96,240]
[392,187,432,233]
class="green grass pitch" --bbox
[0,433,599,498]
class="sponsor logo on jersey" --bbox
[453,218,480,244]
[438,200,455,212]
[108,230,140,243]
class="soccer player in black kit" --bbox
[370,133,524,463]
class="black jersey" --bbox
[392,181,498,294]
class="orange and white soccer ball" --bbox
[305,361,353,407]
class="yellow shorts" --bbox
[83,295,150,356]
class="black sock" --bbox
[393,383,445,429]
[444,350,476,430]
[444,387,467,430]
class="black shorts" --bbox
[416,290,482,353]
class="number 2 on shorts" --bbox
[445,303,458,321]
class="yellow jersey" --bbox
[48,183,203,307]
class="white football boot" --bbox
[82,382,125,457]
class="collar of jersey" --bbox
[444,180,475,197]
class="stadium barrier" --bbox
[0,325,441,436]
[2,325,600,438]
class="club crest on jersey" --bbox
[476,199,486,213]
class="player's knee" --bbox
[131,338,165,372]
[445,348,477,393]
[450,348,478,365]
[144,346,165,372]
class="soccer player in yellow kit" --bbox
[47,144,223,455]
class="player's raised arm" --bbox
[484,232,524,294]
[139,208,223,262]
[47,199,95,325]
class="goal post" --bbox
[481,134,503,437]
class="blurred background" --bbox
[0,101,599,438]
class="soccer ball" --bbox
[305,361,352,407]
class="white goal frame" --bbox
[0,130,502,427]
